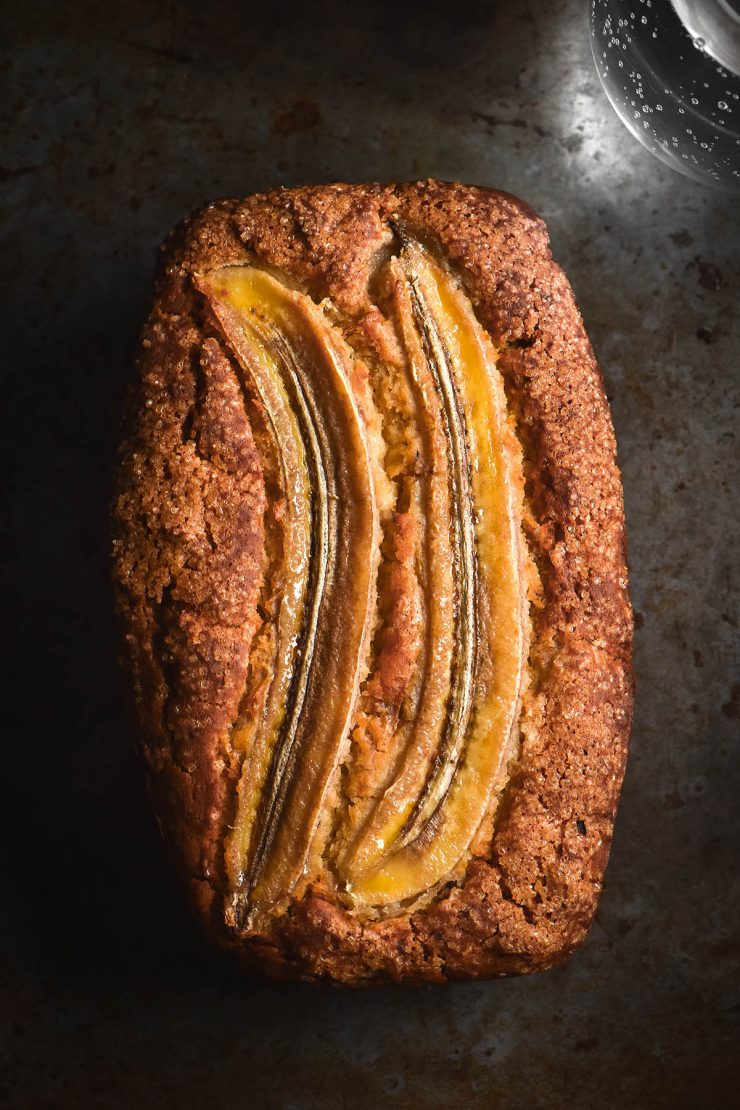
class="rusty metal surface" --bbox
[2,1,739,1107]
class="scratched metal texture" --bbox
[2,1,739,1107]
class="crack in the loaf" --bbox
[315,310,424,895]
[180,343,208,454]
[493,867,537,926]
[507,332,538,350]
[149,576,178,751]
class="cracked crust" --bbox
[112,181,633,984]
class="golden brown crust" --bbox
[112,181,633,984]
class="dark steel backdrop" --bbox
[2,1,739,1107]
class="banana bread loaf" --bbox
[112,180,633,984]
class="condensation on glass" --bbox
[590,0,740,189]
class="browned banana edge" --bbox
[112,181,634,985]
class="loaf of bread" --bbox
[112,181,633,984]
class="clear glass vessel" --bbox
[590,0,740,189]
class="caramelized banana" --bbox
[342,242,527,906]
[198,267,379,923]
